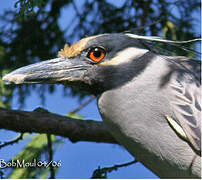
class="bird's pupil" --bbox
[93,48,101,57]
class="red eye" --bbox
[88,47,106,63]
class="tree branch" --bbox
[91,159,138,178]
[69,96,95,114]
[0,133,24,149]
[0,107,118,144]
[46,134,55,179]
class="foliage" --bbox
[6,134,60,179]
[15,0,46,17]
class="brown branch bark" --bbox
[0,107,118,144]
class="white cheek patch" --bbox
[99,47,149,66]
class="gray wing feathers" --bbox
[170,79,201,153]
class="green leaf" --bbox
[67,112,84,120]
[162,20,177,40]
[7,134,56,179]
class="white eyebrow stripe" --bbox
[100,47,149,66]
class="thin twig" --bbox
[0,170,4,179]
[47,134,55,179]
[91,159,138,178]
[123,16,165,34]
[0,133,24,149]
[69,96,95,114]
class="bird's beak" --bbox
[2,57,90,85]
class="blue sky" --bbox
[0,0,200,179]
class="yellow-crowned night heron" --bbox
[3,33,201,178]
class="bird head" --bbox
[3,33,153,95]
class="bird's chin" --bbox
[61,80,97,96]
